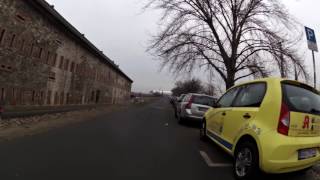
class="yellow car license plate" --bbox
[298,148,317,160]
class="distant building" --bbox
[0,0,133,107]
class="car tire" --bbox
[233,141,260,180]
[200,120,207,141]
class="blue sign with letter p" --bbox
[306,27,317,43]
[305,26,318,52]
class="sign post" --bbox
[305,27,318,89]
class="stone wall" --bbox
[0,0,132,107]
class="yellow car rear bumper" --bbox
[260,132,320,173]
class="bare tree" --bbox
[146,0,307,89]
[171,78,204,96]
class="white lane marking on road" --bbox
[199,151,232,168]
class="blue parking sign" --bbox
[305,27,318,52]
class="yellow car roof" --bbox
[231,77,314,91]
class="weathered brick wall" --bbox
[0,0,132,107]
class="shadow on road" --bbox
[179,120,202,129]
[260,170,313,180]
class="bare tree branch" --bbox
[145,0,307,89]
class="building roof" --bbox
[27,0,133,83]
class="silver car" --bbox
[174,94,186,118]
[176,93,216,123]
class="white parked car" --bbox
[176,93,216,123]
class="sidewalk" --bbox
[1,104,112,119]
[0,97,159,142]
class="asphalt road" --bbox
[0,98,317,179]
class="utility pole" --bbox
[312,51,316,88]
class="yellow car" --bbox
[200,78,320,179]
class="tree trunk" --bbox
[225,74,235,90]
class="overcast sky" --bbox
[46,0,320,92]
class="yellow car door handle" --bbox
[243,113,251,119]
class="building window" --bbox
[65,59,69,71]
[0,29,5,44]
[38,48,43,59]
[74,64,78,73]
[12,88,15,99]
[0,64,13,72]
[60,92,64,105]
[47,91,52,105]
[48,72,55,81]
[32,90,35,103]
[1,88,5,101]
[20,39,25,52]
[52,53,57,67]
[55,40,62,45]
[16,14,26,21]
[54,92,59,105]
[46,51,51,64]
[66,93,70,104]
[70,62,75,72]
[91,91,95,102]
[30,43,34,56]
[9,34,16,47]
[59,56,64,69]
[40,91,44,105]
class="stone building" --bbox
[0,0,133,107]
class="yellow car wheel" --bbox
[234,141,260,179]
[200,120,207,141]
